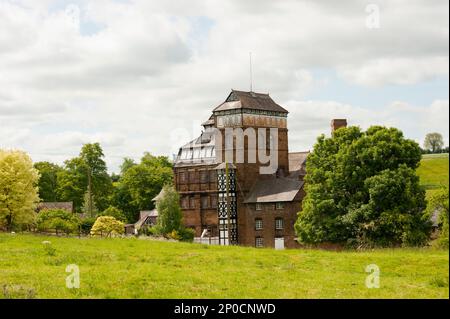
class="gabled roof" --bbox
[135,209,158,230]
[213,90,288,114]
[202,115,215,127]
[37,202,74,212]
[244,177,304,203]
[288,151,309,173]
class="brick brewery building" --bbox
[173,90,346,249]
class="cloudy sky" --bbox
[0,0,448,172]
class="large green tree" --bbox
[119,153,173,216]
[56,157,87,212]
[109,155,172,223]
[57,143,112,213]
[34,161,63,202]
[0,150,40,231]
[424,132,444,153]
[295,126,430,247]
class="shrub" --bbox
[90,216,124,237]
[179,227,195,242]
[427,187,449,248]
[140,225,163,236]
[80,217,97,235]
[36,209,80,235]
[167,230,181,240]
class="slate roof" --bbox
[202,115,215,127]
[37,202,74,213]
[213,90,288,114]
[244,177,304,203]
[289,151,309,174]
[134,209,158,230]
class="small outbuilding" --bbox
[37,202,74,214]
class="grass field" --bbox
[417,153,449,198]
[0,153,448,299]
[0,233,448,299]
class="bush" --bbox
[90,216,124,237]
[80,217,97,235]
[427,187,449,248]
[179,227,195,242]
[36,209,80,235]
[140,225,163,236]
[167,230,181,240]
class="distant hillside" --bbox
[417,153,449,198]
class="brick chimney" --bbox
[331,119,347,133]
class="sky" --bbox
[0,0,448,173]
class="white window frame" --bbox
[255,237,264,248]
[275,202,285,210]
[275,218,284,230]
[256,203,263,211]
[255,219,263,230]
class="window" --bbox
[210,170,217,183]
[211,195,217,208]
[276,202,285,210]
[179,172,186,183]
[275,218,284,230]
[255,218,263,230]
[200,170,208,183]
[255,237,264,248]
[181,196,189,209]
[201,196,209,209]
[189,197,196,209]
[189,171,196,182]
[256,203,263,211]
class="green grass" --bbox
[0,233,448,299]
[417,153,449,199]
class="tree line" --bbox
[34,143,173,224]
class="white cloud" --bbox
[0,0,448,171]
[286,98,449,151]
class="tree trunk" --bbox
[87,166,93,217]
[6,212,12,232]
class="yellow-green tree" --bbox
[0,150,40,231]
[90,216,124,237]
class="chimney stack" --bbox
[331,119,347,133]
